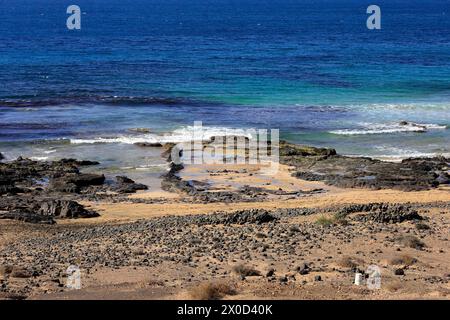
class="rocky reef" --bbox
[0,157,148,224]
[278,141,450,191]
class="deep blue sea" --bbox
[0,0,449,181]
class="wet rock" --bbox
[58,159,100,166]
[280,141,449,191]
[65,173,105,187]
[114,176,148,193]
[436,173,450,185]
[279,141,336,157]
[134,142,163,148]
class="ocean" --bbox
[0,0,449,183]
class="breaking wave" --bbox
[329,122,447,135]
[70,126,255,145]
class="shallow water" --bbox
[0,0,449,171]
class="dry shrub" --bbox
[147,279,165,286]
[389,254,417,266]
[315,215,334,227]
[232,264,261,277]
[189,282,237,300]
[0,265,14,277]
[415,222,430,231]
[337,256,363,269]
[385,280,403,292]
[316,214,348,227]
[397,235,425,250]
[255,232,267,239]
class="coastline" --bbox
[1,140,449,300]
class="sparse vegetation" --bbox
[232,264,261,277]
[315,214,348,227]
[189,282,237,300]
[415,222,430,231]
[315,215,334,227]
[333,213,349,226]
[385,280,403,292]
[397,235,425,250]
[389,254,417,266]
[147,279,165,286]
[337,256,363,269]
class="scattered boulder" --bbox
[0,197,99,224]
[114,176,148,193]
[296,262,310,275]
[265,268,275,277]
[67,173,105,187]
[37,199,99,219]
[394,268,405,276]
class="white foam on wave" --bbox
[345,102,450,111]
[330,122,447,135]
[30,156,49,161]
[70,126,255,145]
[367,146,450,162]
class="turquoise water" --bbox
[0,0,449,168]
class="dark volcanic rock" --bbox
[279,141,450,191]
[338,203,423,223]
[37,199,99,219]
[48,173,105,193]
[0,211,55,224]
[114,176,148,193]
[279,141,336,157]
[134,142,163,148]
[223,209,278,225]
[116,176,135,184]
[66,173,105,187]
[47,180,79,193]
[0,197,99,223]
[0,185,26,195]
[57,158,100,166]
[394,268,405,276]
